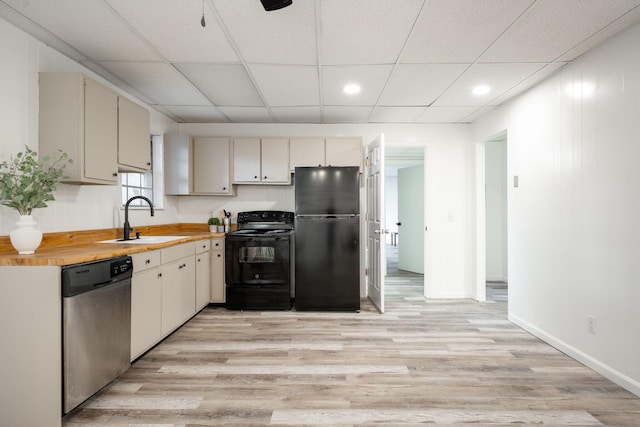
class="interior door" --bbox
[366,134,386,313]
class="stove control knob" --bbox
[254,273,260,279]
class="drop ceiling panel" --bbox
[213,0,317,65]
[323,106,373,123]
[415,106,481,123]
[490,62,568,105]
[164,105,229,123]
[401,0,534,64]
[369,107,425,123]
[217,106,274,123]
[2,0,640,124]
[433,63,547,107]
[378,64,470,106]
[320,0,423,65]
[176,63,263,106]
[249,64,320,106]
[557,6,640,62]
[106,0,239,63]
[271,106,321,123]
[2,0,161,61]
[322,65,394,105]
[481,0,640,62]
[98,61,211,105]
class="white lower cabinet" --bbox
[195,240,211,310]
[130,250,162,360]
[130,241,201,361]
[210,238,225,303]
[161,242,196,336]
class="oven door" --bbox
[225,234,291,286]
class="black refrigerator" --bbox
[294,166,360,311]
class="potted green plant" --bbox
[207,217,222,232]
[0,146,71,254]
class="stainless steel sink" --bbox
[98,235,189,244]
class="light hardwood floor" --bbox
[63,249,640,426]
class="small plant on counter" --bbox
[0,146,71,215]
[208,217,222,232]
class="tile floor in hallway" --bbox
[62,247,640,426]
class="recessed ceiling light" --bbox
[343,83,361,95]
[472,85,490,96]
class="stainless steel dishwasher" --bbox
[62,255,133,414]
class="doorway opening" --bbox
[484,131,508,301]
[384,146,425,300]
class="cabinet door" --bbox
[233,138,261,183]
[179,257,196,323]
[131,268,162,360]
[118,96,151,171]
[195,250,211,310]
[193,137,232,194]
[161,260,182,336]
[289,138,325,170]
[164,133,192,195]
[325,137,362,170]
[84,77,119,182]
[210,239,225,303]
[261,138,290,183]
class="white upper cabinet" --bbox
[261,138,290,183]
[233,138,290,184]
[289,138,326,170]
[39,72,152,184]
[118,96,151,172]
[164,133,192,195]
[39,72,119,184]
[233,138,261,183]
[289,137,362,172]
[193,137,232,195]
[325,137,362,169]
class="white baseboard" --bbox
[509,312,640,398]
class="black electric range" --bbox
[224,211,294,310]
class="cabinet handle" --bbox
[222,187,226,190]
[217,254,221,258]
[145,259,151,264]
[147,162,151,166]
[112,172,118,177]
[197,258,201,262]
[264,176,267,179]
[158,273,163,278]
[254,175,258,179]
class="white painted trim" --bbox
[509,313,640,398]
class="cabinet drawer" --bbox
[161,242,196,264]
[131,250,160,273]
[211,238,224,250]
[196,239,211,254]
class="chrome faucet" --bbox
[123,196,155,241]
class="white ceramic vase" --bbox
[9,214,43,255]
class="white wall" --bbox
[0,17,179,235]
[485,138,507,282]
[473,23,640,396]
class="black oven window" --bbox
[239,247,276,263]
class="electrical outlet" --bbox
[587,316,597,335]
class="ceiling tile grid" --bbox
[1,0,639,124]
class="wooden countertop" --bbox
[0,224,226,266]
